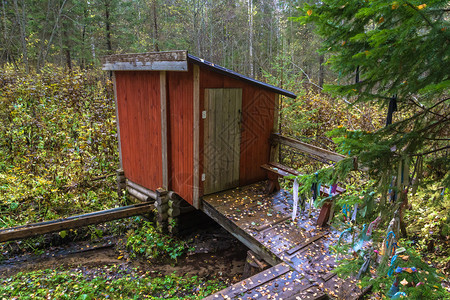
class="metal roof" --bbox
[102,51,296,99]
[188,54,296,99]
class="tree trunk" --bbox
[64,27,72,70]
[1,0,9,63]
[318,54,324,88]
[355,65,360,84]
[81,5,87,68]
[105,0,112,54]
[152,0,159,51]
[248,0,254,77]
[40,0,68,69]
[13,0,29,72]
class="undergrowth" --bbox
[0,64,119,228]
[125,218,191,262]
[0,267,226,299]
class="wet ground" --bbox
[0,220,249,287]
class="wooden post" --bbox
[112,72,123,169]
[270,94,280,163]
[193,64,200,208]
[317,201,332,227]
[155,188,169,232]
[116,168,126,197]
[168,192,181,234]
[160,71,169,190]
[242,250,268,279]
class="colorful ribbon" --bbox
[395,266,417,274]
[387,255,398,277]
[387,278,399,298]
[366,216,381,236]
[391,292,407,299]
[292,178,299,221]
[386,231,396,248]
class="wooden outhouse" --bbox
[103,51,296,209]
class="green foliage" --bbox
[0,64,119,227]
[126,219,189,261]
[295,0,449,189]
[334,240,449,299]
[405,186,450,271]
[297,0,449,103]
[0,267,226,299]
[289,2,449,297]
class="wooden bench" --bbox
[261,162,301,194]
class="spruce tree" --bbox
[293,2,449,297]
[294,0,449,211]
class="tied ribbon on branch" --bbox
[292,178,300,221]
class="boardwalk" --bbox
[201,182,365,300]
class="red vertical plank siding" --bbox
[240,87,276,186]
[114,64,275,204]
[168,68,194,204]
[199,68,276,191]
[115,71,163,190]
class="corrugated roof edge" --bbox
[188,54,296,99]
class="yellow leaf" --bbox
[117,255,123,260]
[307,9,313,16]
[417,4,426,10]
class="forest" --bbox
[0,0,449,299]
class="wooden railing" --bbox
[0,203,154,243]
[270,133,346,163]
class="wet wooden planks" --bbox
[204,262,327,300]
[201,182,367,300]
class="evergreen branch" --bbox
[387,97,450,130]
[417,117,450,134]
[426,97,450,111]
[413,145,450,157]
[423,137,450,141]
[408,97,446,118]
[404,1,444,36]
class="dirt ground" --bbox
[0,222,249,286]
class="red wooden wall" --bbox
[115,71,163,190]
[168,68,194,204]
[114,65,276,205]
[199,67,276,192]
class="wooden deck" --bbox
[201,182,365,300]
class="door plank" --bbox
[232,89,242,187]
[204,90,212,194]
[204,88,242,195]
[213,89,222,192]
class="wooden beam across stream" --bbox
[0,203,153,243]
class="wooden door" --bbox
[204,89,242,194]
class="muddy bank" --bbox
[0,223,248,285]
